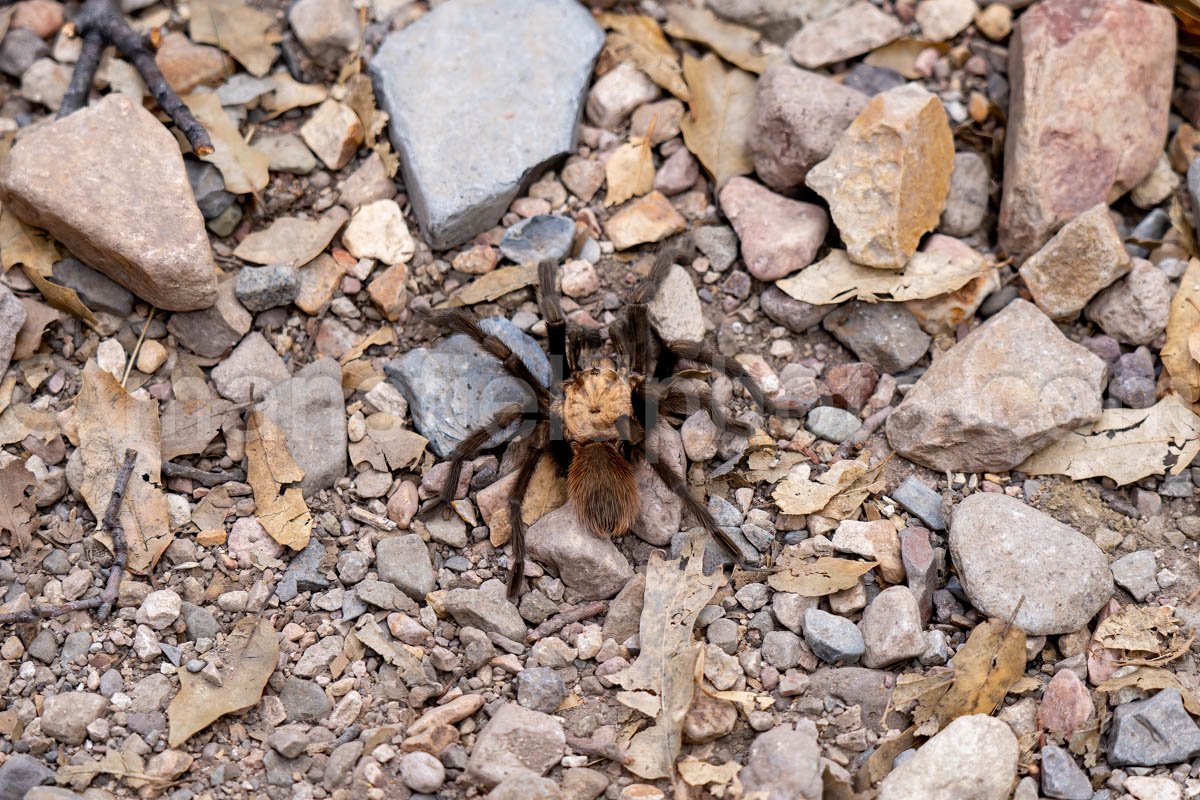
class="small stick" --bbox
[0,449,136,626]
[528,600,607,642]
[121,308,155,388]
[161,461,245,487]
[833,406,893,459]
[565,733,631,765]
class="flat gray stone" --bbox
[1110,549,1158,601]
[803,607,864,664]
[499,215,575,263]
[0,754,54,800]
[1108,689,1200,767]
[385,316,550,458]
[892,476,946,531]
[50,258,134,316]
[369,0,603,248]
[444,580,527,643]
[257,358,347,496]
[950,493,1112,635]
[376,534,436,600]
[1040,744,1091,800]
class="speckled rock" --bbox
[886,300,1105,472]
[719,177,828,281]
[950,493,1113,635]
[1017,204,1131,320]
[880,715,1018,799]
[526,504,634,600]
[465,702,566,788]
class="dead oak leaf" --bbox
[597,12,690,101]
[679,52,756,190]
[1094,604,1194,666]
[0,205,96,326]
[1098,667,1200,715]
[767,554,877,596]
[0,460,36,550]
[168,617,278,747]
[245,410,312,550]
[1160,257,1200,402]
[605,131,656,207]
[776,248,990,306]
[439,264,538,308]
[772,459,868,514]
[664,4,773,74]
[1018,395,1200,486]
[189,0,281,77]
[184,92,270,194]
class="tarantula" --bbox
[428,247,777,599]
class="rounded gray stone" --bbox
[950,493,1113,636]
[802,607,864,664]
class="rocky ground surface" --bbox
[0,0,1198,799]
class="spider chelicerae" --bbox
[426,245,778,599]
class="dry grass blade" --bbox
[679,53,756,190]
[767,554,878,596]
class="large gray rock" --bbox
[257,358,347,496]
[0,94,217,311]
[0,754,54,800]
[525,504,633,600]
[950,493,1112,636]
[879,715,1018,799]
[885,300,1105,472]
[0,284,26,378]
[369,0,603,247]
[385,316,550,458]
[1108,689,1200,766]
[443,580,527,642]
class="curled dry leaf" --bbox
[0,460,35,550]
[184,92,270,194]
[1018,395,1200,486]
[343,73,399,175]
[611,535,723,779]
[0,206,97,326]
[819,457,889,520]
[76,361,173,574]
[597,12,690,100]
[12,297,61,362]
[909,618,1026,736]
[168,617,279,747]
[261,71,329,117]
[664,4,773,74]
[776,249,991,306]
[605,131,656,207]
[355,615,429,687]
[678,757,742,787]
[245,410,313,550]
[1161,258,1200,402]
[864,39,951,80]
[439,264,539,308]
[190,0,281,77]
[1097,667,1200,715]
[57,748,148,793]
[767,554,878,596]
[772,459,869,514]
[1093,604,1195,665]
[679,53,756,190]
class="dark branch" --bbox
[528,600,608,642]
[0,449,136,626]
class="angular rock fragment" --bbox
[879,715,1018,800]
[0,94,217,311]
[526,505,633,600]
[806,84,954,270]
[785,2,903,69]
[719,177,827,281]
[1017,204,1131,320]
[998,0,1175,260]
[886,300,1106,472]
[370,0,604,247]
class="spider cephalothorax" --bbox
[427,245,776,598]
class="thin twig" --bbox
[565,734,631,765]
[528,600,608,642]
[833,406,893,460]
[161,461,245,487]
[60,0,213,154]
[121,308,155,388]
[0,449,136,626]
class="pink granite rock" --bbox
[719,177,828,281]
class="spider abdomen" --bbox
[567,442,639,538]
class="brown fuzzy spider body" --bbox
[426,246,776,599]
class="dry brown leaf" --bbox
[605,132,656,207]
[0,403,57,445]
[76,361,173,574]
[160,360,236,460]
[233,207,350,268]
[856,726,917,790]
[772,459,868,514]
[1094,605,1194,665]
[1018,395,1200,486]
[439,264,539,308]
[344,73,387,149]
[818,457,890,520]
[0,206,97,326]
[864,39,951,79]
[664,4,772,74]
[355,615,430,687]
[261,71,329,117]
[339,326,395,365]
[678,757,741,787]
[776,249,990,306]
[184,92,270,194]
[679,53,756,190]
[12,297,60,361]
[0,461,35,550]
[1161,258,1200,402]
[245,410,312,550]
[348,413,428,472]
[911,618,1026,736]
[190,0,281,77]
[486,454,567,546]
[1097,667,1200,715]
[768,554,877,596]
[168,617,278,746]
[57,748,148,793]
[612,535,723,780]
[597,13,690,100]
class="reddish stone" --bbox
[823,362,878,412]
[1039,668,1094,738]
[999,0,1175,260]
